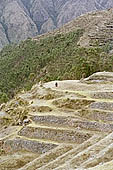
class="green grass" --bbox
[0,29,113,103]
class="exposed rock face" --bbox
[1,1,38,43]
[57,0,113,27]
[0,0,38,49]
[0,0,113,49]
[0,23,9,49]
[40,18,56,34]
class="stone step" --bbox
[3,137,57,154]
[0,152,38,170]
[88,160,113,170]
[30,115,76,128]
[52,98,94,110]
[90,101,113,111]
[89,92,113,100]
[55,131,113,169]
[29,109,78,117]
[0,126,21,140]
[78,109,113,123]
[37,134,104,170]
[30,114,113,134]
[18,126,92,144]
[30,115,93,129]
[81,142,113,169]
[18,144,73,170]
[70,119,113,133]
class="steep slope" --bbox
[1,4,113,170]
[1,72,113,169]
[1,0,38,43]
[0,26,113,103]
[37,7,113,47]
[0,0,113,49]
[0,23,9,49]
[0,0,38,49]
[57,0,113,27]
[1,6,113,103]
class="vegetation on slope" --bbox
[0,29,113,103]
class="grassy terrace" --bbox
[0,29,113,103]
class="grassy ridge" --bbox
[0,29,113,103]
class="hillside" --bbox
[1,72,113,169]
[0,28,113,104]
[1,6,113,170]
[36,7,113,47]
[0,0,113,49]
[0,7,113,103]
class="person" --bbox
[55,82,58,87]
[39,81,43,87]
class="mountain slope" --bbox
[1,6,113,169]
[0,0,113,49]
[37,7,113,48]
[57,0,113,26]
[1,72,113,169]
[0,7,113,102]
